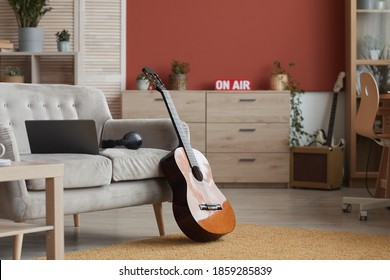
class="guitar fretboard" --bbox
[160,89,199,169]
[326,92,338,147]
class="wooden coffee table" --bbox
[0,161,64,260]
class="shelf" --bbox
[356,59,390,65]
[346,1,390,186]
[357,9,390,13]
[0,220,53,238]
[0,52,78,84]
[0,51,77,56]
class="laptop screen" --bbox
[25,119,99,155]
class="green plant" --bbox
[8,0,52,27]
[272,60,294,75]
[5,66,23,76]
[171,60,190,74]
[363,34,385,51]
[55,29,70,42]
[272,60,311,146]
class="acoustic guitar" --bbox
[142,67,236,242]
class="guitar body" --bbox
[160,147,236,242]
[313,129,345,148]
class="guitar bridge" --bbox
[199,204,222,211]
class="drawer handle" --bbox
[239,158,256,162]
[239,98,256,102]
[239,128,256,132]
[154,98,164,101]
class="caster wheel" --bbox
[359,211,368,221]
[342,203,352,213]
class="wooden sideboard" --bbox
[122,90,290,186]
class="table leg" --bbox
[45,176,64,260]
[13,234,23,260]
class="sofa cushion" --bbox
[100,148,170,181]
[21,153,112,190]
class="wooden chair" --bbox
[342,72,390,220]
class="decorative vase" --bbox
[136,79,150,91]
[370,49,381,60]
[3,76,24,83]
[57,41,70,52]
[270,74,288,90]
[169,74,187,90]
[357,0,375,9]
[18,27,44,52]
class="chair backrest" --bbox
[355,72,379,139]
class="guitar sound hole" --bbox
[192,166,203,181]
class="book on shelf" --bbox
[0,39,14,48]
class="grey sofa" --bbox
[0,82,178,236]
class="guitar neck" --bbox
[159,89,198,167]
[325,92,338,147]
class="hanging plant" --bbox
[272,61,311,146]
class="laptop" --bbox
[25,119,100,155]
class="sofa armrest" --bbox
[101,118,185,151]
[0,122,21,161]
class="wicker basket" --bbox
[2,76,24,83]
[169,74,187,90]
[270,74,288,90]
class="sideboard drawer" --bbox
[207,152,290,183]
[122,91,205,122]
[207,92,289,123]
[207,123,289,153]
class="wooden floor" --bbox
[1,186,390,260]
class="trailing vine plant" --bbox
[272,61,311,146]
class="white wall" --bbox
[299,91,345,146]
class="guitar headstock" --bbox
[333,71,346,93]
[142,67,167,92]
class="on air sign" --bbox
[215,79,252,91]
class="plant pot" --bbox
[270,74,288,90]
[370,49,381,60]
[136,79,150,91]
[57,41,70,52]
[18,27,44,52]
[2,76,24,83]
[169,74,187,90]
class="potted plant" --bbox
[3,66,24,83]
[169,59,190,90]
[363,34,385,60]
[7,0,53,52]
[271,61,311,146]
[135,73,150,91]
[55,29,70,52]
[270,61,289,91]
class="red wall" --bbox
[126,0,345,91]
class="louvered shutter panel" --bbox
[81,0,125,118]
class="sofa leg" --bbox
[73,214,80,227]
[153,203,165,236]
